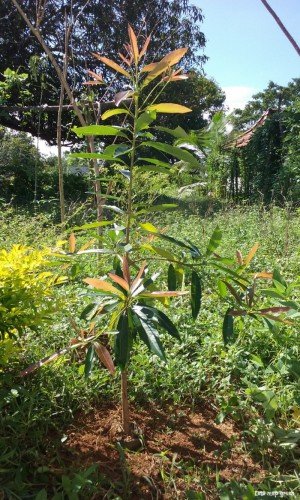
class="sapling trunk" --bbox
[121,90,139,434]
[121,369,130,434]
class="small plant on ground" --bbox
[20,27,295,437]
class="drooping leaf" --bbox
[223,281,243,305]
[136,165,171,174]
[142,141,200,168]
[69,152,125,163]
[91,53,131,78]
[137,157,171,168]
[168,264,177,291]
[94,342,115,374]
[115,313,132,370]
[135,304,180,340]
[101,108,130,120]
[273,268,287,288]
[83,278,124,297]
[80,302,99,321]
[72,125,128,138]
[84,344,95,379]
[138,316,166,361]
[206,226,222,256]
[140,223,196,254]
[222,308,234,345]
[86,69,103,82]
[155,125,188,138]
[114,90,133,106]
[257,306,291,315]
[191,270,201,320]
[147,103,192,114]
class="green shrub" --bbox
[0,245,64,340]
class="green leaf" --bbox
[168,264,177,291]
[155,125,188,138]
[104,143,131,156]
[101,108,130,120]
[137,157,171,168]
[139,317,166,361]
[84,344,95,379]
[115,313,132,370]
[136,111,156,132]
[69,152,125,163]
[147,103,192,114]
[217,279,227,297]
[191,270,202,320]
[80,302,98,320]
[137,204,177,215]
[222,309,234,345]
[72,125,128,138]
[141,141,200,168]
[134,305,180,340]
[136,165,171,174]
[140,223,195,253]
[206,226,222,256]
[72,221,111,231]
[273,268,287,288]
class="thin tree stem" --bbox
[121,369,130,434]
[260,0,300,56]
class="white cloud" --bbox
[223,86,257,112]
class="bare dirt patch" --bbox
[56,402,264,498]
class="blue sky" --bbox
[194,0,300,110]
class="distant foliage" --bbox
[0,245,62,339]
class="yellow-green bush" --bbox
[0,245,63,340]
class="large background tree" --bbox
[0,0,212,142]
[232,78,300,130]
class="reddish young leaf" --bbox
[258,306,291,314]
[94,342,115,374]
[69,233,76,253]
[254,272,273,279]
[131,261,147,292]
[87,70,103,82]
[83,278,124,297]
[128,24,139,63]
[108,272,130,291]
[236,250,243,265]
[122,255,131,285]
[139,34,151,58]
[244,242,259,265]
[118,52,131,66]
[91,53,131,78]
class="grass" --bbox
[0,202,299,498]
